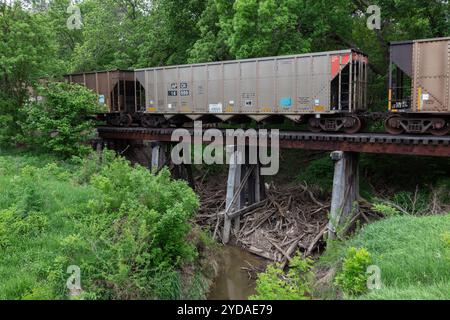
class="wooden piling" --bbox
[223,146,266,244]
[151,142,167,171]
[328,151,360,240]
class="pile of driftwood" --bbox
[196,175,335,267]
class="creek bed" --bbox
[208,246,267,300]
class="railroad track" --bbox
[96,126,450,157]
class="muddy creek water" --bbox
[208,246,267,300]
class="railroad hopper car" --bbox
[134,49,369,133]
[65,49,369,133]
[386,37,450,136]
[64,70,142,126]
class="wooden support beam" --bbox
[95,139,104,155]
[328,151,360,240]
[223,146,267,244]
[254,162,265,202]
[233,163,243,236]
[223,147,243,244]
[151,142,195,189]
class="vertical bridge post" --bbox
[158,141,195,189]
[223,149,241,244]
[150,142,167,171]
[150,142,194,188]
[223,146,265,244]
[328,151,360,240]
[95,138,104,155]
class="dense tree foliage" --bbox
[20,81,101,157]
[0,1,57,145]
[4,0,448,73]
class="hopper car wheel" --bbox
[307,118,322,133]
[118,114,133,127]
[430,120,450,136]
[385,115,404,135]
[343,115,362,134]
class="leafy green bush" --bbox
[0,150,208,300]
[48,151,200,299]
[372,203,401,217]
[250,254,313,300]
[19,81,100,157]
[0,2,58,147]
[0,106,18,147]
[334,247,372,296]
[0,208,48,249]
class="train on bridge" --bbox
[65,37,450,136]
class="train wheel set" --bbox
[385,115,450,136]
[307,115,363,134]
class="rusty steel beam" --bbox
[97,127,450,158]
[99,131,174,143]
[277,139,450,157]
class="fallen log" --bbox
[247,246,279,262]
[225,199,268,220]
[280,235,305,270]
[305,225,328,257]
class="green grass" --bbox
[360,282,450,300]
[0,152,96,299]
[320,214,450,300]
